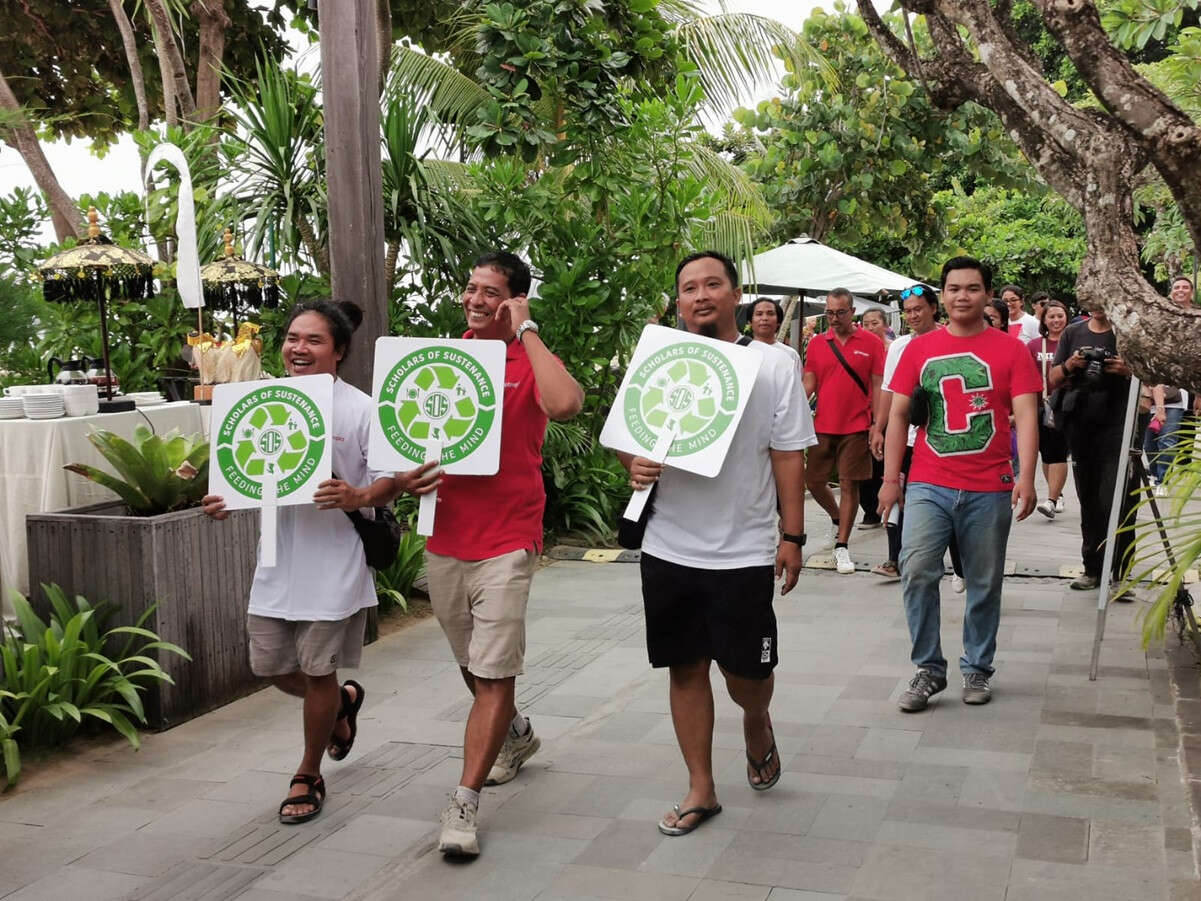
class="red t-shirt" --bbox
[803,328,885,434]
[425,334,551,560]
[890,327,1041,492]
[1026,335,1058,394]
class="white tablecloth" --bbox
[0,402,206,599]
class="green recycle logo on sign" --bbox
[377,347,497,464]
[622,341,740,456]
[215,385,327,500]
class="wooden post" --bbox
[318,0,387,394]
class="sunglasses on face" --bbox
[900,285,926,300]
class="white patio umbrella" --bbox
[742,235,920,300]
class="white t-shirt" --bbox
[1008,313,1041,342]
[247,377,388,621]
[882,332,918,447]
[642,342,817,568]
[754,337,801,374]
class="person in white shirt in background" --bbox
[1001,284,1041,342]
[748,297,801,370]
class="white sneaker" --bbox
[1054,497,1065,514]
[439,796,480,857]
[485,724,541,786]
[822,523,839,549]
[1036,500,1056,519]
[951,574,966,593]
[833,546,854,574]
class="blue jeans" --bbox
[899,483,1013,679]
[1143,407,1185,482]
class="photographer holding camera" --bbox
[1048,306,1137,597]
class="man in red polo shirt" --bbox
[803,288,885,574]
[426,251,584,859]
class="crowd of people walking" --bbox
[198,248,1193,856]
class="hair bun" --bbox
[337,301,364,331]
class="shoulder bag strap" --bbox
[1041,338,1049,403]
[826,336,869,395]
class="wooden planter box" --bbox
[26,503,262,729]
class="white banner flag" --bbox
[144,143,204,309]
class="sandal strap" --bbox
[280,791,322,812]
[290,773,325,792]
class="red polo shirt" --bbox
[425,332,551,561]
[803,328,885,434]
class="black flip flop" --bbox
[747,728,781,791]
[279,773,325,825]
[658,803,722,836]
[328,680,364,761]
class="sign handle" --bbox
[622,425,677,522]
[260,468,278,567]
[416,439,442,537]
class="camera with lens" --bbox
[1077,346,1113,386]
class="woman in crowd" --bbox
[202,300,437,825]
[749,297,801,369]
[861,309,893,348]
[1028,300,1070,518]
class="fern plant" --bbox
[374,511,427,613]
[64,425,208,516]
[0,585,191,787]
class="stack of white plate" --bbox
[0,397,24,419]
[63,384,100,417]
[22,393,65,419]
[129,391,166,407]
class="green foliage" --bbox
[541,422,628,541]
[733,6,1029,272]
[0,1,287,148]
[930,186,1087,303]
[1102,0,1199,51]
[0,584,190,788]
[0,189,46,387]
[64,425,209,517]
[373,512,427,613]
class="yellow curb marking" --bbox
[582,549,623,563]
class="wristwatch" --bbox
[780,532,806,546]
[515,319,540,343]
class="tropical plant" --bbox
[64,425,209,516]
[0,584,190,787]
[373,511,427,613]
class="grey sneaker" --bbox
[898,669,947,712]
[1054,497,1065,514]
[485,723,541,786]
[438,796,480,857]
[962,672,992,705]
[1036,500,1055,519]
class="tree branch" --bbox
[192,0,230,123]
[145,0,197,123]
[1034,0,1201,252]
[108,0,148,134]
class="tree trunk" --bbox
[376,0,392,94]
[0,68,82,242]
[145,0,197,124]
[109,0,149,134]
[297,216,331,279]
[855,0,1201,392]
[152,17,178,127]
[384,239,400,293]
[193,0,230,123]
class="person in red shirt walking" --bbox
[427,252,584,858]
[880,256,1040,712]
[803,288,885,574]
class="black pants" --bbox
[859,454,884,524]
[1065,421,1138,580]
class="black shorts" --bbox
[640,553,777,679]
[1038,416,1069,464]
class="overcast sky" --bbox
[0,0,845,232]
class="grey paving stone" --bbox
[542,864,700,901]
[637,824,738,878]
[686,880,770,901]
[705,847,858,895]
[1089,819,1167,868]
[129,861,265,901]
[883,798,1020,832]
[853,728,922,762]
[849,842,1011,901]
[957,768,1028,811]
[1015,813,1089,863]
[808,795,889,841]
[763,891,848,901]
[315,813,434,858]
[892,762,969,803]
[249,848,389,899]
[74,831,221,877]
[875,820,1018,855]
[1,864,147,901]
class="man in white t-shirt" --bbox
[1001,284,1041,342]
[619,251,816,838]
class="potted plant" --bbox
[25,425,261,728]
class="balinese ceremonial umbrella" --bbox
[38,208,155,412]
[200,229,280,321]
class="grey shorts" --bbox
[247,609,368,677]
[425,548,536,679]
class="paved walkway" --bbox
[1,477,1199,900]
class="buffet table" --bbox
[0,401,206,600]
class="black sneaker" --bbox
[962,672,992,705]
[898,669,947,712]
[1070,574,1100,591]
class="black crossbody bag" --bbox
[826,337,869,395]
[616,335,755,550]
[334,469,402,570]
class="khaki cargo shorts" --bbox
[247,609,368,677]
[425,548,536,679]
